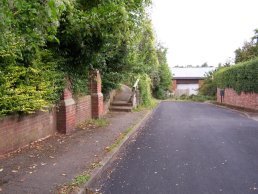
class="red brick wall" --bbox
[0,109,57,155]
[75,96,92,125]
[0,70,104,155]
[0,95,93,155]
[217,88,258,110]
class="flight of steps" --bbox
[109,85,133,112]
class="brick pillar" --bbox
[57,87,76,134]
[90,70,104,119]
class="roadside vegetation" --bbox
[172,95,215,102]
[0,0,172,116]
[195,29,258,99]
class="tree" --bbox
[199,70,217,97]
[201,62,208,67]
[153,44,172,99]
[235,30,258,63]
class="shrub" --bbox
[138,74,153,107]
[214,58,258,93]
[199,70,217,97]
[0,50,64,116]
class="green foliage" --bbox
[235,30,258,63]
[0,0,67,116]
[153,45,172,99]
[0,50,64,116]
[199,70,217,97]
[214,58,258,93]
[235,41,258,63]
[87,118,109,128]
[73,174,90,186]
[0,0,172,116]
[172,94,215,102]
[54,0,153,95]
[138,74,154,106]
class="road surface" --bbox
[99,101,258,194]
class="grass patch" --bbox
[73,174,91,185]
[88,118,109,128]
[106,126,134,152]
[133,98,159,112]
[58,173,91,194]
[78,118,109,130]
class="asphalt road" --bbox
[99,102,258,194]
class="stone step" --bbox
[109,106,133,112]
[111,101,132,107]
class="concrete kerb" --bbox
[76,108,156,194]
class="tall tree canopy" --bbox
[0,0,171,116]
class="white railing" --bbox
[129,78,140,107]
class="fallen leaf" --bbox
[62,173,66,176]
[0,187,2,192]
[41,162,47,166]
[49,156,55,159]
[0,168,3,172]
[12,170,18,173]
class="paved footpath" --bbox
[97,101,258,194]
[0,111,148,194]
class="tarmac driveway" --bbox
[99,101,258,194]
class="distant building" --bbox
[171,67,215,96]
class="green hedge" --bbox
[214,58,258,93]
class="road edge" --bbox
[207,102,258,122]
[76,107,157,194]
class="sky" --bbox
[151,0,258,67]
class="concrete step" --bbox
[111,101,132,107]
[114,85,132,101]
[109,106,133,112]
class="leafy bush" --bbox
[0,0,66,116]
[214,58,258,93]
[0,0,172,116]
[138,74,153,107]
[0,50,64,116]
[153,45,172,99]
[199,70,217,97]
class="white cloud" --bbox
[151,0,258,67]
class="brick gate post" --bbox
[90,70,104,118]
[56,82,76,134]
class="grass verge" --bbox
[105,126,133,152]
[133,98,159,112]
